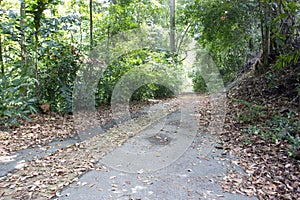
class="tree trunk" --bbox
[256,1,271,75]
[33,0,46,100]
[107,25,110,62]
[34,25,40,98]
[20,0,26,69]
[0,33,3,76]
[34,25,39,79]
[0,0,4,76]
[89,0,93,51]
[170,0,175,54]
[262,3,270,67]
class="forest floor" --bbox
[220,65,300,199]
[0,66,299,199]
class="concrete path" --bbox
[0,105,148,177]
[0,138,79,177]
[56,94,257,200]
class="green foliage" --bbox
[192,71,207,93]
[184,0,260,83]
[39,42,81,114]
[184,0,299,80]
[273,50,300,69]
[97,49,182,105]
[0,0,83,117]
[296,72,300,96]
[245,113,300,157]
[1,0,298,128]
[0,70,37,127]
[232,98,267,123]
[0,0,178,127]
[271,1,300,59]
[93,0,166,48]
[236,98,300,157]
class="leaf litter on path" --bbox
[0,99,180,199]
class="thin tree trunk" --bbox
[89,0,93,51]
[107,25,110,62]
[0,0,4,76]
[0,34,4,76]
[33,11,41,99]
[256,1,271,75]
[31,0,48,100]
[34,27,40,98]
[262,3,270,67]
[20,0,26,68]
[177,24,191,55]
[170,0,175,54]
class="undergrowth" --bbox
[232,98,300,159]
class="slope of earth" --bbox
[220,65,300,199]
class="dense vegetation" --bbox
[0,0,175,122]
[0,1,299,199]
[0,0,299,126]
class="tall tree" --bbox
[27,0,59,98]
[89,0,93,51]
[0,0,4,76]
[20,0,26,68]
[0,34,3,76]
[256,0,271,74]
[170,0,176,54]
[256,0,300,73]
[27,0,47,98]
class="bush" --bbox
[96,49,182,105]
[192,71,208,93]
[0,71,37,127]
[39,43,80,114]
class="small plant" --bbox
[233,98,267,123]
[0,73,37,127]
[242,125,258,145]
[242,110,300,158]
